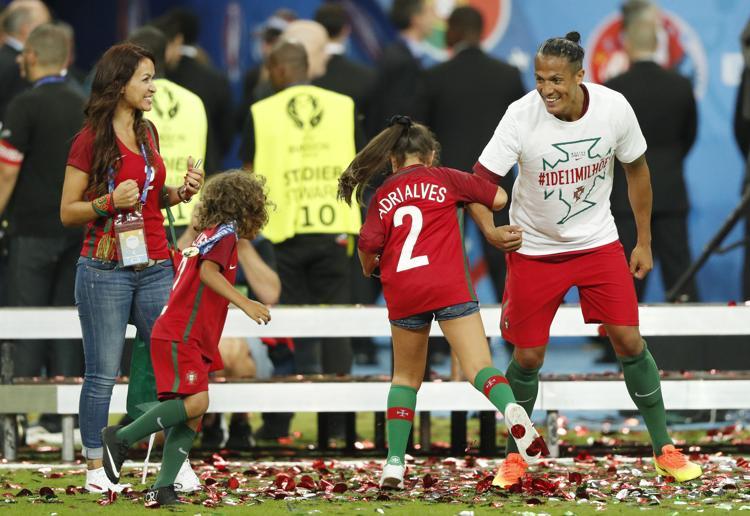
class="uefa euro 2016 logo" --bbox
[286,94,324,130]
[152,84,180,120]
[422,0,511,61]
[586,8,708,98]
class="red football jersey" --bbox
[151,225,238,359]
[358,165,497,320]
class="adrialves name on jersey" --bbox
[378,182,447,219]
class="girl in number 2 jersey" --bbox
[338,116,547,489]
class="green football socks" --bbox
[473,366,516,413]
[618,341,672,453]
[116,398,188,446]
[153,422,197,488]
[385,384,417,466]
[504,358,540,454]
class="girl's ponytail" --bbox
[338,116,439,205]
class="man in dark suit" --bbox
[606,8,698,302]
[153,8,233,176]
[0,2,50,120]
[0,0,49,327]
[366,0,433,137]
[313,2,374,123]
[423,5,525,301]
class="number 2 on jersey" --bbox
[394,205,429,272]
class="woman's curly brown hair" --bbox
[195,170,270,239]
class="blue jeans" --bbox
[75,257,173,459]
[390,301,480,330]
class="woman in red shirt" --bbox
[338,116,545,490]
[60,43,204,493]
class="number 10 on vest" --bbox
[300,204,336,227]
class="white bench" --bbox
[3,304,749,338]
[1,305,749,461]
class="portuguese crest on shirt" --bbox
[537,137,614,225]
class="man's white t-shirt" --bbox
[477,82,647,255]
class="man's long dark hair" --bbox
[84,43,156,198]
[537,31,585,71]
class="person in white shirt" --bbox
[470,31,701,487]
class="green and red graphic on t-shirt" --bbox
[537,137,613,224]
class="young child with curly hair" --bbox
[100,170,271,505]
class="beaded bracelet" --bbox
[92,193,114,217]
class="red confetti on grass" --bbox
[312,459,333,474]
[273,473,295,491]
[97,489,117,506]
[298,475,316,490]
[568,472,583,484]
[475,475,494,494]
[38,486,55,498]
[422,474,437,489]
[3,444,742,510]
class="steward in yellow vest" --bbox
[240,49,361,244]
[145,78,207,229]
[239,40,361,376]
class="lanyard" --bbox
[196,222,237,255]
[107,141,155,207]
[33,75,65,88]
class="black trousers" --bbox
[349,236,381,360]
[4,235,84,377]
[744,196,750,300]
[274,234,352,375]
[614,213,699,302]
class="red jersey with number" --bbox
[67,125,169,261]
[358,165,497,320]
[151,226,238,361]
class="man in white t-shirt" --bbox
[469,31,701,487]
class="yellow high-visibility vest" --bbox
[145,78,207,227]
[251,84,361,243]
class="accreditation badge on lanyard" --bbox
[113,143,154,268]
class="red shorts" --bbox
[501,240,639,348]
[151,338,222,399]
